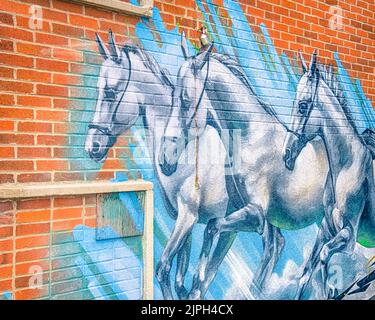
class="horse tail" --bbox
[361,128,375,159]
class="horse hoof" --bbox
[188,290,201,300]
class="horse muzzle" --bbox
[160,158,178,176]
[87,144,109,163]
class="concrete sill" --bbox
[0,180,153,199]
[71,0,153,17]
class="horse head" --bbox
[159,33,214,176]
[283,50,322,170]
[85,30,140,162]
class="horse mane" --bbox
[317,63,357,132]
[209,52,281,121]
[123,44,174,89]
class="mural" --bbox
[80,0,375,300]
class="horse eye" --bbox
[104,87,116,101]
[298,101,308,115]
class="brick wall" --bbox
[0,0,374,300]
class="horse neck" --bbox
[130,52,173,131]
[207,60,281,132]
[128,52,173,162]
[318,82,365,174]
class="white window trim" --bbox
[0,180,154,300]
[72,0,153,17]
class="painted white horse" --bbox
[283,51,375,299]
[85,31,283,299]
[160,43,331,299]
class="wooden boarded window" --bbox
[96,191,145,240]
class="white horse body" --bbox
[206,58,329,229]
[85,33,234,300]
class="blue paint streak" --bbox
[86,0,374,300]
[73,225,142,300]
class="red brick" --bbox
[35,58,69,72]
[0,252,12,265]
[54,172,83,182]
[42,8,68,23]
[54,196,83,207]
[16,69,52,83]
[0,239,13,253]
[36,84,68,97]
[53,207,83,220]
[0,201,13,213]
[70,14,98,29]
[0,279,12,292]
[17,173,52,183]
[18,147,52,158]
[36,110,68,121]
[15,15,50,32]
[16,223,50,236]
[17,198,51,211]
[52,1,83,14]
[0,39,14,52]
[52,73,81,86]
[36,135,66,146]
[0,53,34,68]
[15,260,49,276]
[0,226,13,239]
[0,94,15,106]
[36,160,68,171]
[0,265,12,279]
[0,160,34,171]
[0,80,33,94]
[52,48,83,62]
[52,23,84,38]
[0,66,13,78]
[0,120,14,131]
[18,122,52,133]
[0,133,34,145]
[0,0,30,15]
[16,248,49,263]
[16,209,50,223]
[52,218,83,231]
[0,25,33,42]
[0,147,14,158]
[35,33,69,46]
[16,235,49,250]
[0,13,14,25]
[17,95,52,108]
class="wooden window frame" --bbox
[0,180,154,300]
[72,0,153,17]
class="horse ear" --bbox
[181,31,189,60]
[96,33,110,60]
[309,49,318,77]
[195,42,214,71]
[298,50,307,73]
[108,29,121,62]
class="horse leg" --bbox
[156,196,198,300]
[189,231,237,299]
[188,202,265,299]
[252,222,285,291]
[296,178,335,300]
[295,217,331,299]
[318,214,355,298]
[175,232,192,300]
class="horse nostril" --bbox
[92,142,100,153]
